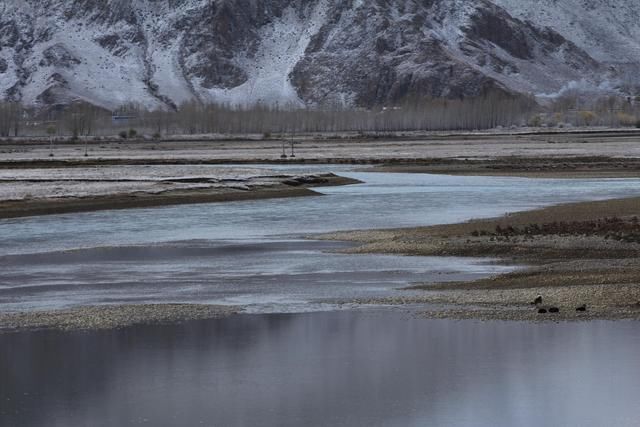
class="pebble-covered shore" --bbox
[318,196,640,322]
[352,283,640,322]
[0,304,240,333]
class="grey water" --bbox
[1,167,640,312]
[2,311,640,427]
[3,167,640,426]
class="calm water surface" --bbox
[2,311,640,427]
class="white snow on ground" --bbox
[2,0,193,110]
[22,23,159,109]
[136,1,201,106]
[8,3,162,110]
[0,46,19,95]
[198,1,330,106]
[469,42,606,98]
[491,0,640,64]
[424,1,589,97]
[3,0,333,109]
[0,2,29,95]
[148,39,194,106]
[491,0,640,94]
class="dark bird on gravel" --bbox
[538,308,548,314]
[576,305,587,312]
[549,307,560,313]
[531,295,543,305]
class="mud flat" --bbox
[0,165,358,219]
[318,196,640,321]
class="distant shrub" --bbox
[152,132,161,140]
[549,112,565,127]
[528,115,543,127]
[579,111,597,126]
[263,132,271,139]
[636,120,640,129]
[128,128,138,139]
[617,112,636,127]
[119,130,128,139]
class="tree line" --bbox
[1,91,639,139]
[0,102,22,137]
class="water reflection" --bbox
[2,311,639,427]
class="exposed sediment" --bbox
[0,304,239,333]
[318,196,640,321]
[0,170,359,219]
[373,157,640,178]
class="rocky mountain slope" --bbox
[0,0,638,109]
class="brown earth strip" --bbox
[373,157,640,178]
[4,156,640,179]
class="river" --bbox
[1,167,640,426]
[1,167,640,313]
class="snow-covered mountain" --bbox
[1,0,638,110]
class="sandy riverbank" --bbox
[317,196,640,321]
[0,167,358,219]
[0,304,239,332]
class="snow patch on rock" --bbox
[200,1,330,106]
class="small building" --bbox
[111,114,138,126]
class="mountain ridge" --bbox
[0,0,638,110]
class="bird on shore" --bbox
[531,295,543,305]
[576,304,587,312]
[549,307,560,313]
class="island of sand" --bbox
[0,165,358,219]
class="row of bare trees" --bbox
[1,91,639,138]
[0,101,109,138]
[59,103,103,138]
[130,91,535,136]
[545,92,640,127]
[0,102,22,137]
